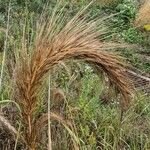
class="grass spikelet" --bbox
[13,3,133,149]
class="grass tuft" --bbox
[11,3,133,149]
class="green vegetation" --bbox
[0,0,149,149]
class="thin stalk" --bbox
[48,75,52,150]
[14,122,21,150]
[0,2,11,93]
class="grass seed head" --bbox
[13,3,133,149]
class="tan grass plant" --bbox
[12,3,133,150]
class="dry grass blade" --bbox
[47,75,52,150]
[13,3,133,149]
[0,114,17,135]
[0,114,28,148]
[36,112,72,132]
[0,2,10,92]
[36,112,80,149]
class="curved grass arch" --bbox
[13,5,133,149]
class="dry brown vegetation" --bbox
[134,0,150,27]
[0,0,150,149]
[14,9,132,150]
[0,3,133,150]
